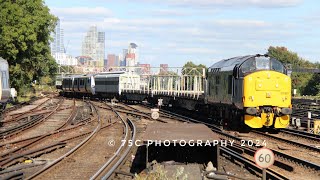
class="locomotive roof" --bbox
[209,55,255,71]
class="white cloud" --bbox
[50,7,113,19]
[124,0,302,8]
[150,9,189,16]
[213,19,269,27]
[176,47,216,54]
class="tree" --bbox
[303,73,320,96]
[267,46,319,95]
[0,0,58,95]
[182,61,207,77]
[181,61,207,91]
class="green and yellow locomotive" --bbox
[207,54,292,129]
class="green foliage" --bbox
[182,61,207,76]
[303,73,320,96]
[267,46,319,95]
[0,0,58,95]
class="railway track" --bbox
[251,130,320,153]
[280,128,320,140]
[3,97,53,122]
[90,103,136,179]
[25,101,102,179]
[0,98,65,139]
[23,101,125,179]
[0,100,78,168]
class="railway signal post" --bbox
[254,148,275,180]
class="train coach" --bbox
[73,74,95,96]
[61,74,95,96]
[206,54,292,129]
[94,71,141,100]
[0,57,10,110]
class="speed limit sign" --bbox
[254,148,275,168]
[151,112,159,120]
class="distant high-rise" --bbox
[126,43,138,67]
[82,26,105,66]
[121,49,128,66]
[50,18,65,55]
[106,54,116,70]
[50,18,77,66]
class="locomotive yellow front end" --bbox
[242,58,292,128]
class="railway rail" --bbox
[90,104,136,180]
[0,100,78,168]
[251,130,320,153]
[0,98,64,139]
[26,101,101,179]
[280,128,320,140]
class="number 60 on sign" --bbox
[254,148,275,169]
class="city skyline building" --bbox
[81,26,105,66]
[55,53,77,66]
[125,43,138,67]
[106,54,116,70]
[121,49,128,66]
[50,18,77,66]
[50,18,65,55]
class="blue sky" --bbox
[45,0,320,67]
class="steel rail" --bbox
[0,100,78,160]
[252,130,320,153]
[90,103,136,180]
[26,101,101,180]
[0,98,65,138]
[101,118,136,180]
[280,128,320,140]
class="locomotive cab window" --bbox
[255,56,270,70]
[240,56,286,75]
[271,58,285,74]
[240,58,256,74]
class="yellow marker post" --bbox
[314,120,320,135]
